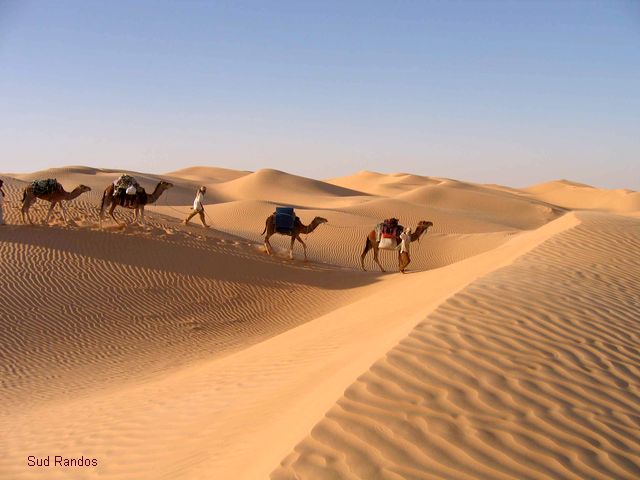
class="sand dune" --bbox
[396,181,564,229]
[327,171,439,197]
[525,180,640,213]
[1,166,638,479]
[0,222,375,410]
[7,166,200,209]
[272,212,640,480]
[165,166,251,184]
[211,168,368,205]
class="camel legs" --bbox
[264,230,306,260]
[108,203,123,226]
[138,207,146,225]
[59,201,70,223]
[372,245,385,272]
[294,234,308,260]
[21,195,36,224]
[361,238,385,272]
[360,239,372,271]
[288,235,295,259]
[99,196,110,227]
[264,232,274,255]
[44,200,70,223]
[132,206,145,225]
[44,201,57,223]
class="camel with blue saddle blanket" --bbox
[261,207,328,260]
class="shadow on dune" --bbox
[0,223,387,408]
[0,224,382,290]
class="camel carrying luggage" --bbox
[275,207,297,234]
[377,218,404,250]
[31,179,61,196]
[378,234,397,250]
[113,175,140,197]
[112,174,141,206]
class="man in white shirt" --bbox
[184,186,210,228]
[398,227,412,273]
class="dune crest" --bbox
[524,180,640,213]
[272,212,640,480]
[165,165,251,184]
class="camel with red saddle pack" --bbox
[361,218,433,272]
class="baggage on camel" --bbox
[112,174,141,206]
[274,206,297,234]
[262,209,328,261]
[31,179,61,197]
[376,218,404,250]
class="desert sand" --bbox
[0,166,638,479]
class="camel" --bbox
[361,220,433,272]
[21,180,92,224]
[99,180,173,227]
[261,214,328,260]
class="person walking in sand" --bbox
[0,179,6,225]
[398,227,412,273]
[184,186,210,228]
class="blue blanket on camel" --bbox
[275,207,297,234]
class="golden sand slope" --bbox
[327,171,439,197]
[0,206,580,480]
[524,180,640,213]
[272,212,640,480]
[0,196,378,412]
[1,167,638,480]
[165,166,251,184]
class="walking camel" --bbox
[262,215,328,260]
[21,181,92,224]
[361,220,433,272]
[99,180,173,227]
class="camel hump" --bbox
[376,218,404,243]
[381,218,403,234]
[274,206,296,233]
[113,175,139,191]
[31,178,61,196]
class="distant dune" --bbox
[1,166,638,479]
[165,165,251,184]
[213,168,368,204]
[327,170,439,196]
[524,179,640,212]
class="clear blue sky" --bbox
[1,0,638,188]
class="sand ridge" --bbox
[524,180,640,213]
[1,205,581,479]
[272,212,640,479]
